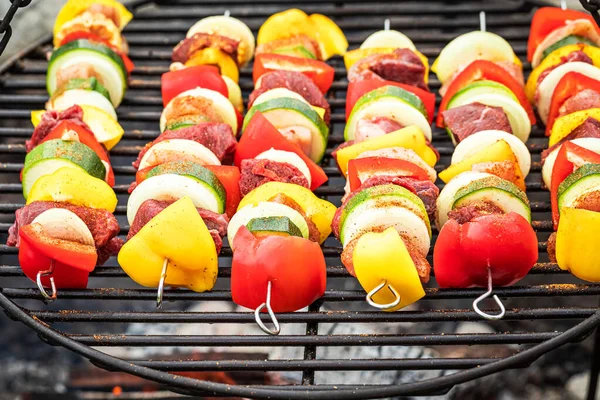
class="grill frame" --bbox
[0,0,599,398]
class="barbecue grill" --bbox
[1,0,600,398]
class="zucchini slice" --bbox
[339,184,431,254]
[451,175,531,222]
[246,216,304,237]
[47,39,127,107]
[558,163,600,211]
[228,202,310,248]
[345,85,431,141]
[244,97,329,163]
[23,139,106,199]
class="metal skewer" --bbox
[473,267,506,320]
[384,18,390,31]
[224,9,230,17]
[479,11,486,32]
[156,258,168,309]
[561,0,567,10]
[254,281,280,335]
[366,280,401,310]
[36,259,57,302]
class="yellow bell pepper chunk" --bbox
[27,167,117,212]
[312,106,326,120]
[526,44,600,103]
[354,227,425,312]
[336,126,437,176]
[54,0,133,35]
[186,48,240,83]
[438,140,524,190]
[550,108,600,146]
[31,105,124,150]
[556,207,600,282]
[309,14,349,60]
[118,197,218,291]
[344,48,429,84]
[238,182,336,243]
[257,9,348,60]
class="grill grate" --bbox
[0,0,599,398]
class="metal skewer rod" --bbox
[560,0,567,10]
[156,259,168,309]
[479,11,486,32]
[254,281,280,335]
[384,18,390,31]
[366,280,401,310]
[36,259,57,302]
[473,267,506,320]
[224,9,230,17]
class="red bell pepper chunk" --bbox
[41,120,115,187]
[528,7,600,62]
[135,164,241,218]
[18,223,97,289]
[347,157,430,192]
[59,31,135,74]
[546,72,600,136]
[346,80,435,123]
[436,60,536,128]
[161,65,229,107]
[204,165,241,218]
[434,212,538,288]
[550,141,600,229]
[230,226,326,312]
[253,53,335,94]
[235,112,328,191]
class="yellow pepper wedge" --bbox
[54,0,133,34]
[526,44,600,103]
[550,108,600,146]
[309,14,349,60]
[238,182,336,243]
[257,9,348,60]
[186,48,240,83]
[118,197,218,291]
[556,207,600,282]
[31,105,124,150]
[354,227,425,312]
[438,140,525,190]
[344,47,429,84]
[27,167,117,212]
[336,126,438,176]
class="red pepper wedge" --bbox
[135,164,241,218]
[546,72,600,136]
[347,157,430,192]
[528,7,600,62]
[436,60,536,128]
[204,165,241,218]
[235,112,328,191]
[18,223,97,289]
[230,226,326,312]
[346,80,435,123]
[161,65,229,107]
[253,53,335,94]
[59,30,135,74]
[40,120,115,187]
[550,141,600,229]
[434,212,538,288]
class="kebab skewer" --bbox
[527,5,600,282]
[432,15,538,319]
[6,0,134,300]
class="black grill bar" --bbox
[67,331,561,347]
[27,308,598,324]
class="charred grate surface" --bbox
[0,0,599,398]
